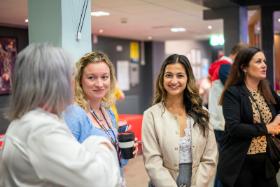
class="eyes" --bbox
[164,72,186,79]
[87,74,110,81]
[255,59,266,64]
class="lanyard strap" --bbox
[89,107,122,166]
[90,107,117,143]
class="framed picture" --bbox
[0,37,17,95]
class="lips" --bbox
[261,70,266,75]
[92,89,106,94]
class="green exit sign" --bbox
[210,34,224,46]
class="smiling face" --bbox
[243,51,267,82]
[163,63,187,98]
[81,62,110,101]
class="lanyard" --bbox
[89,106,117,144]
[89,106,122,166]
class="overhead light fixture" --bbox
[278,18,280,22]
[25,19,28,23]
[91,11,110,17]
[99,29,104,33]
[208,25,212,30]
[147,36,152,40]
[170,27,186,32]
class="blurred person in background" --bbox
[111,82,126,123]
[208,43,247,187]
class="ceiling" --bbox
[92,0,223,41]
[0,0,224,41]
[0,0,279,42]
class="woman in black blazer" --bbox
[218,47,280,187]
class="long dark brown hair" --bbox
[154,54,209,132]
[220,47,275,104]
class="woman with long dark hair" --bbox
[218,47,280,187]
[142,54,218,187]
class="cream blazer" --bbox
[142,103,218,187]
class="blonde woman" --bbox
[64,51,137,186]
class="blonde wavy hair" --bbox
[74,51,116,111]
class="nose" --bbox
[94,78,103,87]
[170,77,178,84]
[262,62,267,69]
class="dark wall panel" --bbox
[0,26,28,133]
[93,36,143,113]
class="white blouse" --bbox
[179,123,192,164]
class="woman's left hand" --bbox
[133,137,139,158]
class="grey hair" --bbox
[8,43,74,120]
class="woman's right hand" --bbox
[267,115,280,135]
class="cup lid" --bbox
[118,131,135,142]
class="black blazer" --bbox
[217,84,280,187]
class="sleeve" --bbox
[27,122,121,187]
[63,104,89,142]
[271,89,280,113]
[208,81,225,131]
[142,110,177,187]
[193,125,218,187]
[222,87,268,139]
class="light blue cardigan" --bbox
[63,104,128,167]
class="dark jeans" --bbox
[214,130,225,187]
[233,153,278,187]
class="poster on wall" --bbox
[0,37,17,95]
[130,63,139,87]
[130,42,139,63]
[117,60,130,91]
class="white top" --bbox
[179,124,192,164]
[0,108,121,187]
[209,79,225,131]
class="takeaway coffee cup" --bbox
[118,131,135,159]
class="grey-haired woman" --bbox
[0,43,120,187]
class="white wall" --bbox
[165,40,211,80]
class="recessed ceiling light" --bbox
[91,11,110,17]
[208,25,212,30]
[278,18,280,22]
[99,29,104,33]
[147,36,152,40]
[170,27,186,32]
[25,19,28,23]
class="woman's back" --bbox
[1,108,121,187]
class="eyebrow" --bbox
[164,72,186,75]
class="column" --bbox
[28,0,92,60]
